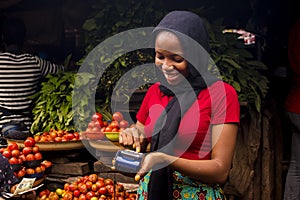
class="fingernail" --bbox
[136,147,140,153]
[133,143,136,148]
[135,174,140,181]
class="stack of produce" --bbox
[82,111,130,141]
[37,173,137,200]
[33,130,80,143]
[0,137,52,180]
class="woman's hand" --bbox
[119,121,147,152]
[135,152,171,181]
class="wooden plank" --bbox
[50,162,90,175]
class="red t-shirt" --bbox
[285,19,300,113]
[136,81,240,160]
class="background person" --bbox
[284,18,300,200]
[0,17,63,144]
[119,11,240,200]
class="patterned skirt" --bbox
[137,170,226,200]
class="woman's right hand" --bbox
[119,121,146,152]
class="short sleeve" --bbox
[211,83,240,124]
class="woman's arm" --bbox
[137,123,238,184]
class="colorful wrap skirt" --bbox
[137,170,226,200]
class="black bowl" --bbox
[24,171,44,179]
[11,163,22,171]
[23,159,42,168]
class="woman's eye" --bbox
[156,55,164,60]
[174,57,184,63]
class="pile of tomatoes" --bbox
[37,173,137,200]
[0,137,52,179]
[85,111,129,133]
[33,130,80,143]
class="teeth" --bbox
[166,73,177,78]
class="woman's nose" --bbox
[162,60,174,70]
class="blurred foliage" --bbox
[77,1,269,114]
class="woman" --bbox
[119,11,240,200]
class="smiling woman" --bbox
[118,10,240,200]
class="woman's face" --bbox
[155,31,189,86]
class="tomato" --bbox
[112,112,123,122]
[24,137,36,147]
[104,126,112,132]
[39,189,50,198]
[88,174,98,183]
[2,150,12,158]
[35,166,43,173]
[96,180,105,188]
[104,178,114,186]
[17,168,25,177]
[85,181,93,190]
[64,183,70,191]
[62,192,73,200]
[22,147,32,155]
[19,154,26,162]
[73,189,80,197]
[34,152,43,160]
[85,191,95,199]
[98,187,107,195]
[109,121,119,129]
[68,183,78,191]
[9,157,19,164]
[119,120,129,128]
[25,153,35,161]
[92,112,103,122]
[54,137,63,142]
[79,194,87,200]
[26,168,35,174]
[78,183,88,194]
[7,142,19,151]
[11,149,20,157]
[32,146,39,153]
[66,133,75,140]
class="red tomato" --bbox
[7,142,19,151]
[17,168,25,177]
[2,150,12,158]
[34,152,43,160]
[26,168,35,174]
[119,120,129,128]
[73,189,80,197]
[85,191,95,199]
[92,112,103,122]
[24,137,36,147]
[98,187,107,195]
[109,121,119,129]
[104,126,112,132]
[25,153,35,161]
[88,174,98,183]
[9,157,19,164]
[104,178,114,186]
[11,149,20,157]
[32,146,39,154]
[22,147,32,156]
[112,112,123,122]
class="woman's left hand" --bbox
[135,152,166,181]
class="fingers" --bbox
[132,127,141,153]
[135,154,151,182]
[119,126,142,152]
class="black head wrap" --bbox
[148,11,219,199]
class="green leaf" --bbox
[82,18,97,31]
